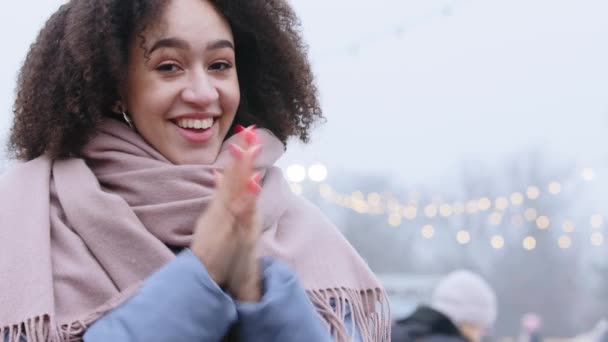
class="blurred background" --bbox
[1,0,607,340]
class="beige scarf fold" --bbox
[0,120,389,341]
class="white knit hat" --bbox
[430,270,497,329]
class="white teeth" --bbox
[176,118,214,129]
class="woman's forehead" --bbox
[136,0,233,52]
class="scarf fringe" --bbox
[307,287,391,342]
[2,288,391,342]
[0,315,89,342]
[1,283,147,342]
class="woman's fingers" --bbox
[247,178,262,195]
[243,125,258,145]
[228,143,244,159]
[251,171,262,184]
[234,124,245,134]
[224,144,260,186]
[215,126,262,217]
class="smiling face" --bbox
[123,0,240,165]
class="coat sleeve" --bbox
[233,257,332,342]
[83,249,237,342]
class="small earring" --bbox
[122,111,134,129]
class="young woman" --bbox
[0,0,389,341]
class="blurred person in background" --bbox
[517,313,543,342]
[392,270,498,342]
[0,0,389,341]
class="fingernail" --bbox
[245,129,257,145]
[251,172,263,184]
[247,179,262,194]
[228,143,244,159]
[235,124,245,133]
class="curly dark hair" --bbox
[8,0,322,160]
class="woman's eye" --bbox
[156,63,181,73]
[209,62,231,71]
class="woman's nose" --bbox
[180,71,219,106]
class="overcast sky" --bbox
[1,0,607,188]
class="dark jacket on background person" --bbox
[391,306,469,342]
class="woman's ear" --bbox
[113,82,129,113]
[112,101,124,114]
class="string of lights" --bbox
[284,163,605,250]
[411,225,605,251]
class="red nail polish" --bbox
[235,124,245,133]
[247,179,262,194]
[245,129,257,145]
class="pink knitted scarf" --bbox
[0,120,389,341]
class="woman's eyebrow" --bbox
[149,37,190,54]
[206,39,234,51]
[148,38,234,54]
